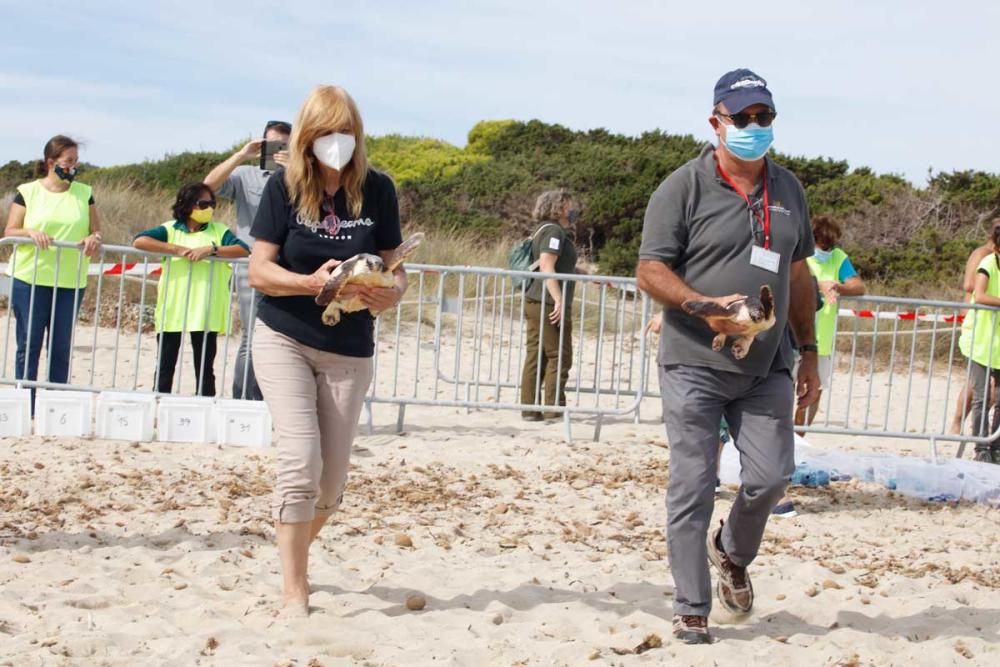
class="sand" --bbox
[1,324,999,665]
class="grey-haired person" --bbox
[520,189,581,421]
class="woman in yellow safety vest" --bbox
[951,219,1000,438]
[964,224,1000,464]
[133,183,249,396]
[795,215,865,427]
[3,135,102,395]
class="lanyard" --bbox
[717,162,771,250]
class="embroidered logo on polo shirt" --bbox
[768,200,792,216]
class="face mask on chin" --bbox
[313,132,356,171]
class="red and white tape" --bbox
[838,308,964,324]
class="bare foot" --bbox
[277,601,309,619]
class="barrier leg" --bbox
[396,404,406,434]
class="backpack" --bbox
[509,223,561,290]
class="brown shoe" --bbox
[706,521,754,615]
[521,412,544,422]
[672,614,711,644]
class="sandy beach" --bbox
[1,324,999,665]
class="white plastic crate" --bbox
[216,399,272,448]
[0,388,32,437]
[96,392,156,442]
[35,389,94,437]
[156,396,216,444]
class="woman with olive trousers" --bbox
[520,189,579,421]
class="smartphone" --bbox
[260,140,288,171]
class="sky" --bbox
[2,0,997,185]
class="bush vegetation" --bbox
[2,120,998,298]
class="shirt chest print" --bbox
[320,211,351,241]
[296,210,376,241]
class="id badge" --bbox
[750,246,780,273]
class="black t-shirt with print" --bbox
[250,168,403,357]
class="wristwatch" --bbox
[211,242,218,256]
[798,343,818,354]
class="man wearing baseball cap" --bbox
[637,69,820,643]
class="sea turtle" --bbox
[681,285,775,360]
[315,233,424,326]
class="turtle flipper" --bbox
[315,258,360,306]
[731,336,754,359]
[712,333,727,352]
[759,285,774,321]
[385,233,425,271]
[683,299,734,319]
[322,303,343,326]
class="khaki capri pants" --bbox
[252,321,373,523]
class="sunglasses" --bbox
[265,120,292,134]
[716,110,777,129]
[195,199,216,210]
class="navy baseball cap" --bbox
[713,69,775,113]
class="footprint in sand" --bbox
[65,595,123,610]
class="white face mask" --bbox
[313,132,356,170]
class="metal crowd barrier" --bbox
[1,237,999,453]
[365,264,654,441]
[0,237,254,399]
[806,294,1000,460]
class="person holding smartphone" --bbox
[203,120,292,400]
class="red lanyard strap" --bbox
[717,162,771,250]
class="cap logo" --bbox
[730,78,765,90]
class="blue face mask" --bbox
[813,247,833,263]
[723,123,774,161]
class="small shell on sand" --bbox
[405,594,426,611]
[394,534,413,548]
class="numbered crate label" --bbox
[36,390,94,437]
[156,397,216,444]
[96,398,155,442]
[216,400,272,448]
[0,389,32,437]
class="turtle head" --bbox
[744,285,775,323]
[361,254,386,273]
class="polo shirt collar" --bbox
[697,142,778,188]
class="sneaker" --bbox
[974,448,992,464]
[706,521,754,615]
[672,614,711,645]
[771,501,798,518]
[714,478,722,496]
[521,412,544,422]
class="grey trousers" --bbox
[233,267,263,401]
[659,364,795,617]
[967,360,1000,450]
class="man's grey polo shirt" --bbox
[216,165,274,246]
[639,143,814,377]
